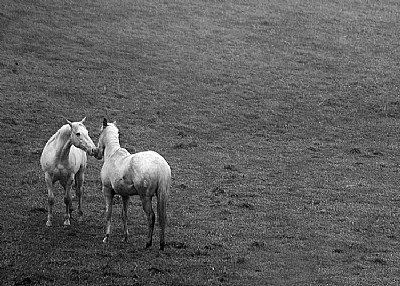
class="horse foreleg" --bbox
[121,196,130,243]
[45,173,55,227]
[63,178,74,226]
[75,170,85,222]
[141,196,155,249]
[103,187,114,243]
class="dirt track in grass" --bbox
[1,0,400,285]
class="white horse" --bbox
[40,118,96,226]
[94,118,171,250]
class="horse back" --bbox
[128,151,170,192]
[130,151,170,178]
[102,150,170,196]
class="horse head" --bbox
[67,117,96,156]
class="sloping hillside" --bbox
[1,0,400,285]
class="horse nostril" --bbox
[87,148,93,156]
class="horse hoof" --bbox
[64,220,71,226]
[103,236,109,243]
[46,221,52,227]
[122,237,128,243]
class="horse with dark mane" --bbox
[94,118,171,250]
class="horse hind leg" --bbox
[45,173,55,227]
[121,196,130,243]
[141,195,155,249]
[103,187,114,243]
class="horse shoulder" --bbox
[101,154,127,183]
[40,144,58,171]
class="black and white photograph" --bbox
[1,0,399,285]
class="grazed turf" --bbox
[1,0,400,285]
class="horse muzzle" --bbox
[92,148,103,160]
[86,146,98,157]
[86,148,95,157]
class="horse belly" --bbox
[114,178,138,196]
[44,165,73,186]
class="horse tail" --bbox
[156,164,171,250]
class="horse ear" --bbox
[80,117,86,124]
[66,119,72,127]
[103,118,108,127]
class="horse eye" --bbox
[76,132,81,136]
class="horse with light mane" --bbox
[94,118,171,250]
[40,118,96,226]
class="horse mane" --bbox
[104,123,119,134]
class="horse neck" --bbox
[55,125,74,162]
[59,139,74,162]
[104,132,121,159]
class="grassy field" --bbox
[2,0,400,285]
